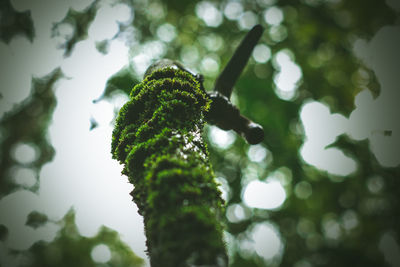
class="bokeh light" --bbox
[224,2,243,20]
[156,23,176,43]
[252,44,271,63]
[264,6,284,26]
[195,1,223,27]
[366,175,384,194]
[226,203,251,223]
[91,244,112,263]
[215,176,231,202]
[273,50,302,100]
[243,179,286,210]
[379,232,400,267]
[199,33,224,52]
[11,167,37,188]
[250,222,284,261]
[200,56,220,76]
[238,11,258,30]
[247,144,268,163]
[207,125,236,149]
[11,143,39,165]
[294,181,312,199]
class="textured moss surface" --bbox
[112,68,227,266]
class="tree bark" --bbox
[112,68,227,267]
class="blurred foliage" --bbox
[54,0,98,56]
[0,0,399,266]
[103,66,140,97]
[25,211,49,229]
[0,68,60,197]
[0,0,34,43]
[4,210,144,267]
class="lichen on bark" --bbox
[111,67,227,266]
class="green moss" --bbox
[112,68,227,267]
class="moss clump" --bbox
[112,68,227,267]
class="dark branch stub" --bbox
[206,92,264,145]
[213,24,263,99]
[209,24,264,145]
[145,24,265,145]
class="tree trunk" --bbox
[112,67,227,267]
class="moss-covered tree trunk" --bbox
[112,68,227,266]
